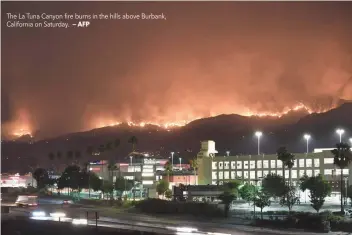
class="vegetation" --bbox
[331,142,352,213]
[262,173,286,198]
[253,191,271,220]
[156,180,169,197]
[165,189,172,199]
[279,185,299,212]
[300,174,332,213]
[347,185,352,206]
[33,168,50,189]
[164,161,172,181]
[128,136,138,152]
[189,158,198,185]
[277,147,295,184]
[115,177,134,198]
[218,181,240,217]
[238,183,256,203]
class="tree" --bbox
[58,165,81,195]
[238,183,256,203]
[156,179,169,197]
[218,181,238,217]
[33,168,49,189]
[165,189,172,200]
[107,160,117,182]
[190,158,198,185]
[105,142,112,151]
[66,150,74,165]
[88,172,102,191]
[331,142,352,213]
[254,191,271,220]
[74,151,81,164]
[101,180,114,200]
[277,147,295,184]
[128,136,138,152]
[280,185,299,213]
[262,173,286,199]
[164,161,172,182]
[347,185,352,206]
[300,174,332,213]
[115,177,134,198]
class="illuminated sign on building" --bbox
[144,159,156,165]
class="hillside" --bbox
[2,101,351,173]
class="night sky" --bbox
[2,2,352,139]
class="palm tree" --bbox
[164,161,172,182]
[66,150,74,165]
[331,142,352,213]
[128,136,138,152]
[277,147,295,185]
[190,158,198,185]
[74,151,81,165]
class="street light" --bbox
[171,152,174,170]
[336,129,345,143]
[349,138,352,145]
[226,151,230,157]
[255,131,262,155]
[303,134,311,154]
[179,157,182,170]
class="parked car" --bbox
[15,195,38,207]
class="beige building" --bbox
[197,140,352,192]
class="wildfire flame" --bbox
[93,103,331,130]
[12,128,32,137]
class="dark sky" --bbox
[2,1,352,138]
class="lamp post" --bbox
[344,176,348,205]
[89,167,92,198]
[179,158,182,170]
[171,152,174,170]
[304,134,311,154]
[336,129,344,143]
[255,131,262,155]
[226,151,230,157]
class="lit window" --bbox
[244,171,249,179]
[212,181,217,185]
[237,161,242,169]
[324,158,334,164]
[218,162,223,170]
[277,160,282,168]
[314,170,320,176]
[306,170,312,177]
[212,171,217,179]
[257,160,262,168]
[293,159,297,168]
[218,172,223,179]
[212,162,217,170]
[336,169,341,175]
[277,170,283,176]
[224,161,230,170]
[343,169,349,175]
[237,171,242,178]
[142,172,154,177]
[306,159,312,167]
[314,159,320,168]
[263,160,269,168]
[285,170,289,179]
[324,169,332,175]
[250,161,255,169]
[244,161,249,169]
[270,160,276,168]
[224,171,230,179]
[292,170,297,179]
[299,170,305,177]
[263,171,269,177]
[231,171,236,179]
[299,159,305,168]
[231,161,236,169]
[250,171,255,179]
[257,171,263,178]
[142,180,154,185]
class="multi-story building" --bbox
[197,140,352,192]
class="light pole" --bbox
[304,134,311,154]
[171,152,174,170]
[89,167,92,198]
[255,131,262,155]
[179,158,182,170]
[226,151,230,157]
[336,129,344,143]
[344,176,348,205]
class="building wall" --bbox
[197,140,352,191]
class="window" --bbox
[212,162,217,170]
[212,171,217,179]
[293,159,297,168]
[324,169,332,175]
[324,158,334,164]
[250,171,255,179]
[343,169,349,175]
[224,171,229,179]
[263,171,269,177]
[218,162,223,170]
[277,160,282,168]
[257,171,263,178]
[237,171,242,178]
[224,161,230,169]
[299,159,305,168]
[212,181,217,185]
[306,170,312,177]
[292,170,297,179]
[306,159,312,167]
[263,160,269,168]
[270,160,276,168]
[257,160,262,168]
[299,170,305,177]
[243,161,249,169]
[314,170,320,176]
[285,170,289,179]
[250,161,255,169]
[277,170,283,176]
[218,171,223,179]
[314,159,320,168]
[231,171,236,179]
[336,169,341,175]
[231,161,236,169]
[237,161,242,169]
[244,171,249,179]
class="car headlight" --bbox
[32,211,46,217]
[50,212,66,217]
